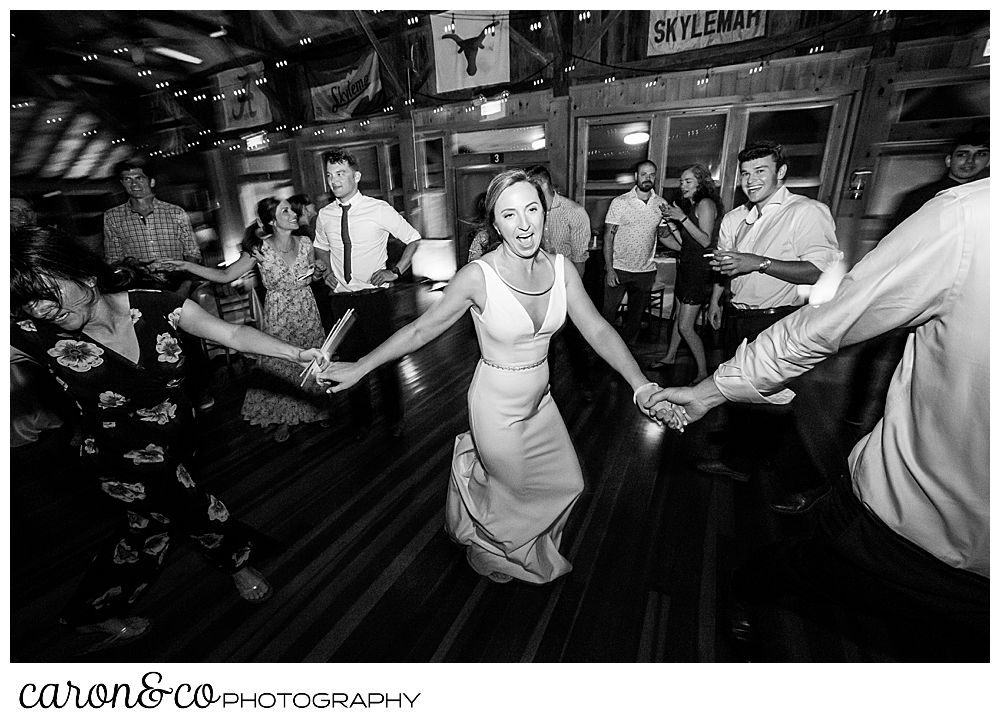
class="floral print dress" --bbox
[11,289,256,626]
[241,239,330,427]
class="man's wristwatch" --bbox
[389,265,401,278]
[758,257,772,274]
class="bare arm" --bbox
[317,262,482,391]
[371,239,421,286]
[154,252,258,284]
[604,224,619,286]
[565,268,648,391]
[176,298,323,367]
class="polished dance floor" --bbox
[10,283,983,662]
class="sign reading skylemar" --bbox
[647,10,767,56]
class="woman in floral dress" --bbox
[157,197,330,443]
[10,226,326,653]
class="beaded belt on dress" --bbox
[481,357,547,371]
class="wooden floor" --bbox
[10,283,984,662]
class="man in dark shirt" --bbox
[889,131,989,229]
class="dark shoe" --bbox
[196,391,216,411]
[696,459,751,482]
[390,421,406,438]
[769,486,830,515]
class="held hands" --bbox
[314,361,366,394]
[633,383,688,432]
[150,258,188,273]
[707,250,761,277]
[643,377,721,428]
[296,348,329,370]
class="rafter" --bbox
[350,10,407,99]
[577,10,624,60]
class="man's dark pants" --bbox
[328,288,403,428]
[601,269,656,345]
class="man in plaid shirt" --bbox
[103,159,202,297]
[103,159,215,409]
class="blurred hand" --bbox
[646,378,724,426]
[369,268,399,287]
[323,271,339,291]
[150,258,187,273]
[605,268,619,287]
[663,201,687,223]
[315,361,366,393]
[708,301,723,330]
[296,348,328,370]
[707,250,761,277]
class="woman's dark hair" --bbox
[243,196,283,256]
[475,169,549,256]
[11,225,159,318]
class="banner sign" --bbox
[212,61,272,131]
[647,10,767,57]
[310,50,382,122]
[431,10,510,93]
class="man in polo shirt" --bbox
[103,159,214,410]
[601,160,666,347]
[702,140,840,512]
[103,159,202,297]
[314,149,421,438]
[526,165,595,400]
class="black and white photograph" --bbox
[7,6,990,719]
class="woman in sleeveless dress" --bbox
[157,197,331,442]
[11,225,326,652]
[650,165,724,382]
[316,170,685,584]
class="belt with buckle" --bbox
[727,305,800,318]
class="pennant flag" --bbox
[431,11,509,93]
[310,50,383,122]
[213,62,272,131]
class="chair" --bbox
[617,281,668,341]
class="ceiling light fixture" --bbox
[624,132,650,146]
[151,47,203,65]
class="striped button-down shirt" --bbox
[103,198,200,264]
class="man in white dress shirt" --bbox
[700,141,840,515]
[314,149,421,437]
[648,179,989,643]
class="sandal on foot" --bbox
[319,418,335,428]
[233,566,274,603]
[649,358,676,370]
[74,617,151,655]
[273,424,291,443]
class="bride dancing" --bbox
[316,169,682,584]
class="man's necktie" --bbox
[341,203,352,283]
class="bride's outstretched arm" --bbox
[316,263,484,392]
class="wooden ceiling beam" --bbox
[350,10,407,99]
[577,10,624,60]
[510,27,553,67]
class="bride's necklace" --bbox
[492,253,554,296]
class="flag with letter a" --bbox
[431,10,510,93]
